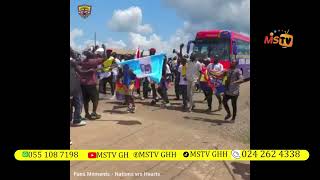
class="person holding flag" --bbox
[207,55,223,110]
[122,64,137,113]
[134,47,144,100]
[155,56,170,107]
[117,49,165,104]
[141,48,150,99]
[147,48,160,105]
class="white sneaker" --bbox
[165,103,171,107]
[70,140,72,145]
[71,121,87,127]
[131,106,136,113]
[134,94,140,99]
[109,95,116,100]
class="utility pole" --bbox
[94,32,96,47]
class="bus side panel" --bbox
[237,59,250,79]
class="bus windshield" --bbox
[193,38,230,60]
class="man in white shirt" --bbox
[165,62,172,82]
[207,56,224,74]
[178,58,188,110]
[186,53,201,112]
[109,52,120,100]
[207,56,223,110]
[166,63,171,74]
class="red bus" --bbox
[187,30,250,79]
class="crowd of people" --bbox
[70,43,244,145]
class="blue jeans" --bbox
[71,92,83,123]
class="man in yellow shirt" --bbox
[98,49,115,98]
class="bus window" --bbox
[235,39,250,58]
[193,38,230,60]
[200,46,207,54]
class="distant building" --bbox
[110,49,135,55]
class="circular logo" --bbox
[183,152,189,158]
[231,150,241,159]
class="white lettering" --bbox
[73,172,86,176]
[144,172,160,176]
[114,172,135,176]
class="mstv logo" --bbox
[264,29,293,48]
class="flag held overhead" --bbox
[118,54,165,84]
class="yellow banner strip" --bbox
[15,150,309,161]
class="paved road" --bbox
[70,82,250,180]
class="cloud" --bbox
[128,32,166,52]
[136,24,153,34]
[128,22,194,56]
[70,28,84,50]
[104,39,127,49]
[108,6,153,34]
[83,38,127,49]
[163,0,250,33]
[70,28,127,51]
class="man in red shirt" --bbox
[79,51,104,120]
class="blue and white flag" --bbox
[117,54,165,84]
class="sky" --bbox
[70,0,250,54]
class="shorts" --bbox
[215,85,225,95]
[200,82,211,92]
[81,85,98,103]
[123,84,134,96]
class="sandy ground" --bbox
[70,81,250,180]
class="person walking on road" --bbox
[178,58,188,110]
[199,58,213,111]
[223,59,244,122]
[122,64,137,113]
[186,53,201,112]
[207,56,223,110]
